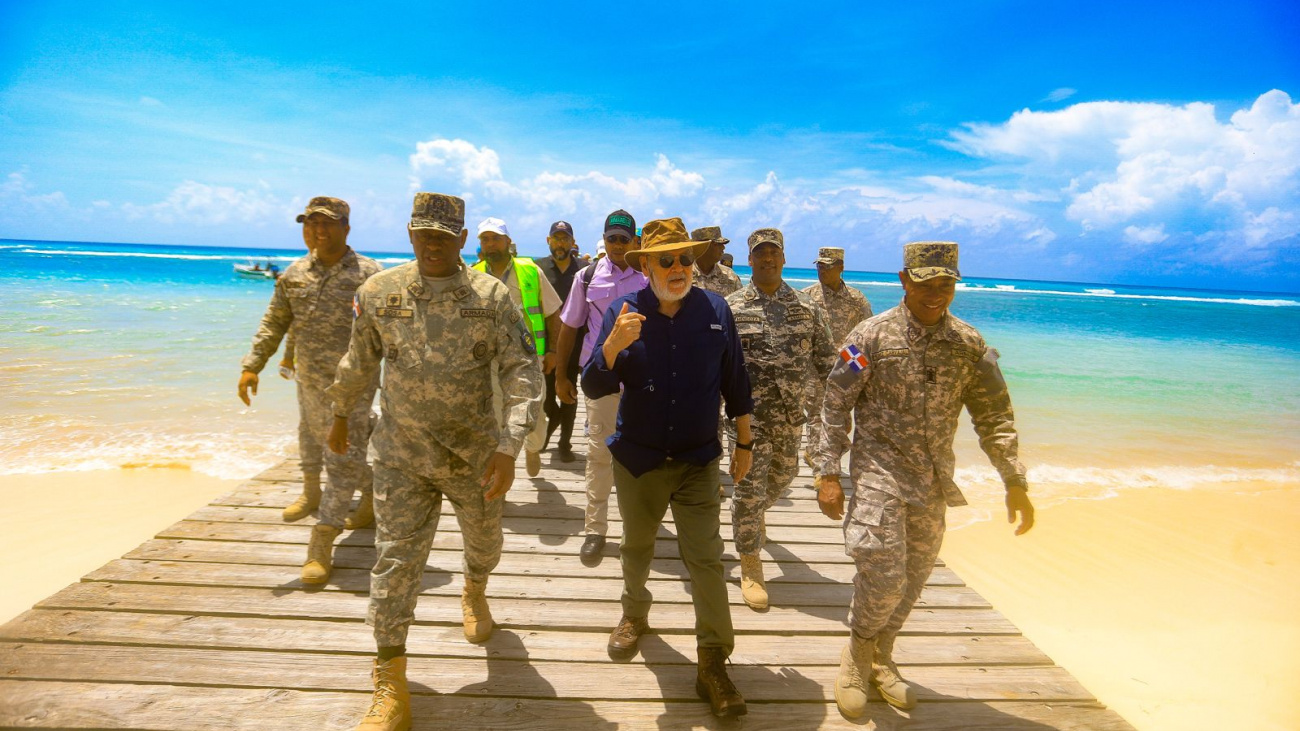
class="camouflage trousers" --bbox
[845,486,947,658]
[297,379,375,528]
[367,458,504,648]
[731,420,801,556]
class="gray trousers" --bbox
[367,459,504,648]
[731,420,801,555]
[297,379,375,528]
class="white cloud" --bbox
[121,181,289,225]
[1124,224,1168,245]
[1045,88,1077,103]
[138,96,163,107]
[0,170,70,210]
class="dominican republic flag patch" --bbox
[840,344,868,371]
[829,343,869,388]
[352,295,362,319]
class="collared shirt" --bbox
[581,286,753,478]
[559,257,648,366]
[693,262,743,297]
[537,254,580,305]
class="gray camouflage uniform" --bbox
[326,261,543,648]
[726,282,835,555]
[800,279,873,467]
[241,248,381,529]
[814,302,1026,657]
[694,263,743,298]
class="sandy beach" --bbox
[941,482,1300,731]
[0,468,240,625]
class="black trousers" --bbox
[543,359,580,450]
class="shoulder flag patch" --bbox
[840,344,868,371]
[352,294,361,319]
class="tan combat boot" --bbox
[283,474,321,521]
[695,646,747,718]
[353,656,412,731]
[525,449,541,477]
[835,633,873,719]
[301,524,341,585]
[739,553,768,610]
[872,643,918,710]
[461,578,494,642]
[345,493,374,530]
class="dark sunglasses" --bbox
[655,253,696,269]
[605,234,632,245]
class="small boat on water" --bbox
[234,262,280,280]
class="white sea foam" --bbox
[17,248,299,263]
[949,281,1298,307]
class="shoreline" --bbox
[940,482,1300,731]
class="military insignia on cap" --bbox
[747,227,784,251]
[903,241,961,281]
[409,192,466,234]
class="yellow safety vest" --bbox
[474,257,546,355]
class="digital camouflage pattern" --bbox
[295,196,350,223]
[726,282,836,554]
[240,248,381,527]
[814,246,845,265]
[813,302,1026,508]
[327,261,542,647]
[327,262,543,472]
[800,279,874,462]
[845,487,946,655]
[693,261,743,297]
[367,460,503,647]
[690,225,729,245]
[746,228,783,252]
[409,191,466,234]
[903,241,961,281]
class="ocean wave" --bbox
[950,282,1297,307]
[16,248,300,263]
[0,430,294,481]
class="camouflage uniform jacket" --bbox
[240,249,382,389]
[693,263,743,298]
[801,281,873,346]
[326,263,543,474]
[814,302,1027,507]
[725,282,836,428]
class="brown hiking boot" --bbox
[283,475,321,521]
[301,524,341,585]
[345,492,374,530]
[461,578,494,643]
[607,615,650,658]
[353,656,411,731]
[835,633,872,719]
[695,646,746,718]
[739,553,768,610]
[872,645,918,710]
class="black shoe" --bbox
[696,646,747,718]
[557,445,576,463]
[580,534,606,566]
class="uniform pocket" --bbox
[844,488,898,560]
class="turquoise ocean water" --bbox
[2,239,1297,522]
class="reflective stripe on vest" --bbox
[473,257,546,355]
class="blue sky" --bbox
[2,1,1298,290]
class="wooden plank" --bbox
[0,643,1099,702]
[81,559,990,609]
[124,537,962,585]
[34,582,1022,635]
[0,680,1135,731]
[0,609,1049,666]
[155,520,918,566]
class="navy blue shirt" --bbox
[581,285,753,477]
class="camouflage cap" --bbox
[690,226,730,246]
[815,247,845,265]
[903,241,961,281]
[747,227,784,252]
[409,192,465,234]
[296,196,349,223]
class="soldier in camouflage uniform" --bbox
[690,226,742,297]
[325,192,542,731]
[725,228,836,610]
[238,196,382,586]
[812,241,1035,719]
[800,246,874,470]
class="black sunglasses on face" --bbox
[656,253,696,269]
[605,234,632,245]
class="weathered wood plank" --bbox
[0,680,1134,731]
[35,582,1021,635]
[0,610,1048,666]
[81,559,990,608]
[124,537,961,585]
[0,643,1098,702]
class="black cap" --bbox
[549,220,574,237]
[604,209,636,239]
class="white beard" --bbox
[649,272,689,302]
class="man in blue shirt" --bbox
[581,217,754,719]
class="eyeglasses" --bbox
[655,253,696,269]
[605,234,632,245]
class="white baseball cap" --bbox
[477,217,510,237]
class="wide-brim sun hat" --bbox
[625,217,710,264]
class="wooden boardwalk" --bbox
[0,419,1133,729]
